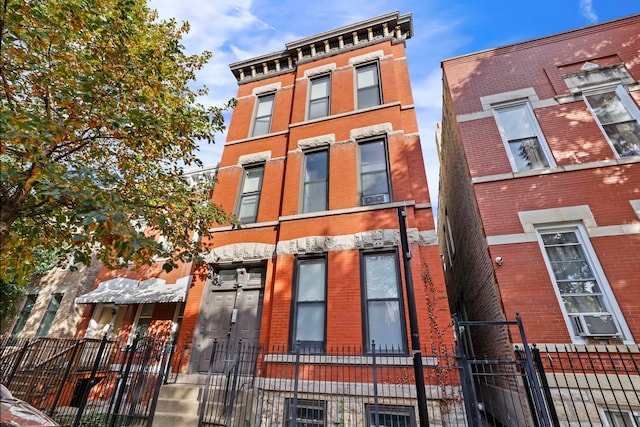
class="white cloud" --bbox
[580,0,598,23]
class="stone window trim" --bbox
[534,223,634,344]
[350,123,393,141]
[251,82,282,96]
[238,151,272,166]
[348,50,384,66]
[486,204,640,246]
[303,63,336,78]
[562,62,635,95]
[631,200,640,220]
[296,134,335,151]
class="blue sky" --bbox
[148,0,640,204]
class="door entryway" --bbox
[192,266,265,373]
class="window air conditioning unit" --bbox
[573,314,619,337]
[362,193,389,206]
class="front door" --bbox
[192,266,264,373]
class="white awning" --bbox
[76,277,189,304]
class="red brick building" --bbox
[166,11,455,426]
[438,14,640,425]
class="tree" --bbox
[0,0,234,297]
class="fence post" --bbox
[48,339,82,416]
[516,314,551,427]
[372,341,380,427]
[225,341,243,427]
[147,339,173,427]
[73,334,109,427]
[531,345,559,427]
[292,340,301,426]
[199,339,219,425]
[453,316,482,427]
[109,335,141,427]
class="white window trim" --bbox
[300,148,329,214]
[250,92,276,137]
[492,100,556,172]
[129,303,154,343]
[583,84,640,159]
[306,74,331,120]
[601,407,640,427]
[354,61,382,110]
[535,224,634,344]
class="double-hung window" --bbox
[603,408,640,427]
[291,256,326,352]
[251,93,275,137]
[36,293,63,337]
[356,62,382,109]
[361,250,406,353]
[12,294,37,337]
[133,304,155,338]
[493,102,553,171]
[359,139,391,206]
[302,150,328,213]
[237,165,264,223]
[537,226,628,341]
[584,86,640,157]
[308,75,330,120]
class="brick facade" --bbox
[439,14,640,351]
[175,12,454,370]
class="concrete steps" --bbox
[151,383,203,427]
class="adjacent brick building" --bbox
[438,14,640,425]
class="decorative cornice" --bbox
[229,11,412,84]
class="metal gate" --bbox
[454,314,552,427]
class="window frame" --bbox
[356,62,382,110]
[583,84,640,158]
[130,303,155,342]
[290,254,327,353]
[492,100,555,172]
[284,398,326,426]
[307,74,331,120]
[36,293,63,337]
[251,92,275,137]
[360,249,407,354]
[602,408,640,427]
[365,404,416,427]
[12,294,37,337]
[301,149,329,213]
[358,138,392,206]
[236,164,265,224]
[535,224,633,343]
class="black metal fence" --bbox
[197,341,466,427]
[3,333,638,427]
[0,335,171,427]
[529,343,640,427]
[455,316,640,427]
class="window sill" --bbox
[472,156,640,184]
[264,353,439,366]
